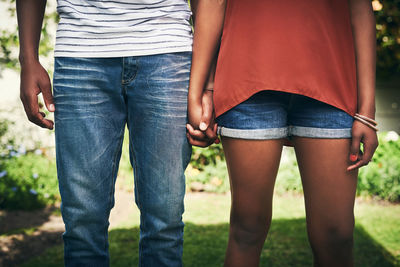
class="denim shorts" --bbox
[216,90,354,139]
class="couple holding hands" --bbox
[17,0,378,266]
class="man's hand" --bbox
[20,60,55,129]
[187,90,219,147]
[16,0,52,129]
[347,120,378,171]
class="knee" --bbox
[316,224,354,251]
[328,226,354,249]
[230,214,271,248]
[141,199,185,232]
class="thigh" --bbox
[222,137,284,224]
[293,137,358,235]
[125,52,192,213]
[53,57,126,219]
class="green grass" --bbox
[23,193,400,267]
[0,226,38,237]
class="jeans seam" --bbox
[105,128,124,252]
[129,140,143,266]
[130,140,140,209]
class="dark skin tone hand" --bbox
[187,0,226,147]
[17,0,55,130]
[347,0,379,171]
[187,89,219,147]
[20,60,54,129]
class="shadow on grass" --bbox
[23,218,398,267]
[0,206,63,266]
[0,206,58,234]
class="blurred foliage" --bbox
[0,118,15,151]
[374,0,400,78]
[0,28,19,71]
[274,148,303,195]
[0,152,58,210]
[0,119,58,210]
[358,131,400,202]
[186,144,229,193]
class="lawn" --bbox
[23,192,400,267]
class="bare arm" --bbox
[187,0,226,147]
[17,0,54,129]
[189,0,225,101]
[347,0,378,170]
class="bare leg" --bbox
[222,137,284,267]
[293,137,358,267]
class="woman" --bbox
[188,0,378,266]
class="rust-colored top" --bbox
[214,0,357,117]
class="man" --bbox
[16,0,200,266]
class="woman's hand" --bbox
[347,120,378,171]
[187,90,219,147]
[347,0,377,171]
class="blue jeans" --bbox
[53,53,192,267]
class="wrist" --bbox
[19,52,39,67]
[188,92,202,106]
[357,107,376,119]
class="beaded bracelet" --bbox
[354,113,378,131]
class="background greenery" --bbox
[374,0,400,78]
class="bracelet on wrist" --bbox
[354,114,378,131]
[355,113,377,126]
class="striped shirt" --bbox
[54,0,193,57]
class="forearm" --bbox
[189,0,226,103]
[349,0,376,118]
[16,0,47,65]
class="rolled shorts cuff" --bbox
[289,126,352,139]
[217,126,288,140]
[217,126,352,140]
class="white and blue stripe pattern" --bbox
[55,0,193,57]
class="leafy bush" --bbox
[186,144,229,193]
[374,0,400,78]
[0,149,59,210]
[0,119,59,210]
[275,148,303,194]
[190,144,225,169]
[358,131,400,202]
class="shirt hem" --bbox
[215,87,356,119]
[54,46,193,58]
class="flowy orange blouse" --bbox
[214,0,357,118]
